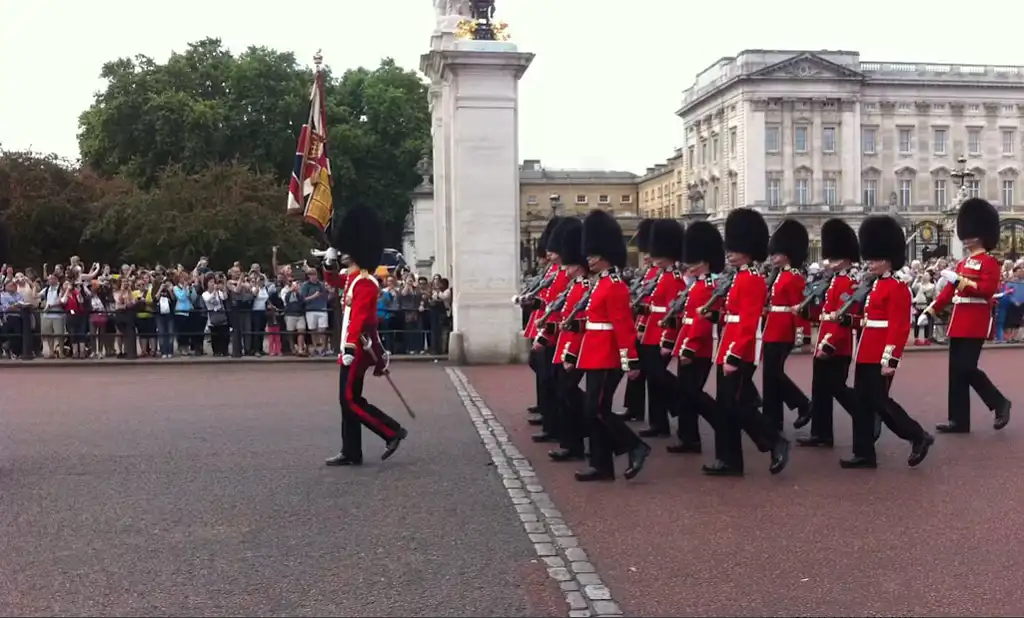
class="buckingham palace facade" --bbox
[676,49,1024,261]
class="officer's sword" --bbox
[383,371,417,419]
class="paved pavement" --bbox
[0,364,563,617]
[465,349,1024,617]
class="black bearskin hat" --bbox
[683,221,725,273]
[635,218,654,253]
[957,198,1001,251]
[820,218,860,262]
[582,209,627,268]
[538,216,564,254]
[333,206,384,270]
[767,218,810,268]
[858,215,907,270]
[648,219,685,261]
[546,217,575,258]
[557,218,586,268]
[724,207,769,262]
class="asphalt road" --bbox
[0,364,563,617]
[466,348,1024,617]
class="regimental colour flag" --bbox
[286,59,333,232]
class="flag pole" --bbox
[295,49,323,214]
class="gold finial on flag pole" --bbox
[313,49,323,71]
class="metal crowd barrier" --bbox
[0,307,447,360]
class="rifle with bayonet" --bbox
[559,281,596,331]
[795,272,834,315]
[535,283,573,327]
[698,269,737,315]
[630,269,661,310]
[834,274,877,323]
[512,269,557,307]
[658,280,694,328]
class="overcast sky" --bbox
[4,0,1024,174]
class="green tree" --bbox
[78,38,431,245]
[82,162,310,268]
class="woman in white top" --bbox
[911,271,937,344]
[250,274,270,356]
[202,278,230,356]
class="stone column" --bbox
[781,100,794,203]
[436,40,534,364]
[840,99,860,204]
[811,100,823,202]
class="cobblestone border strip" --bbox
[446,368,625,618]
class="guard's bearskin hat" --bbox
[724,207,769,262]
[767,218,810,268]
[858,215,907,270]
[683,221,725,273]
[635,218,654,253]
[546,217,576,259]
[957,197,1001,251]
[582,209,627,268]
[333,206,385,270]
[557,218,586,268]
[820,218,860,263]
[537,216,565,254]
[648,219,685,261]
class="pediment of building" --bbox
[750,53,865,81]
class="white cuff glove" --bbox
[917,312,930,326]
[311,247,339,264]
[341,353,355,366]
[939,269,958,284]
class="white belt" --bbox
[863,319,888,328]
[586,322,614,331]
[649,305,668,313]
[953,296,988,305]
[768,305,791,313]
[681,317,694,325]
[723,315,740,324]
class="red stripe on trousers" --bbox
[344,348,396,439]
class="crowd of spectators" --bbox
[0,251,454,360]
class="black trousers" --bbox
[675,357,716,444]
[529,346,543,410]
[622,341,646,419]
[809,355,857,441]
[339,357,403,460]
[532,346,559,434]
[852,364,925,460]
[638,344,672,432]
[948,337,1006,429]
[761,341,810,431]
[558,367,586,455]
[714,362,780,472]
[586,369,642,475]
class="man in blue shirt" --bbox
[0,279,29,358]
[301,270,331,356]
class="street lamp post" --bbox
[549,193,561,218]
[948,155,974,258]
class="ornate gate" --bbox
[997,219,1024,262]
[907,220,951,262]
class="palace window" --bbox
[933,129,947,155]
[794,126,809,153]
[862,128,877,154]
[862,179,878,206]
[822,127,836,153]
[934,180,947,206]
[968,129,982,155]
[1003,179,1015,205]
[823,178,838,205]
[765,126,781,153]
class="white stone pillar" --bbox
[410,186,436,276]
[840,99,860,205]
[435,40,534,364]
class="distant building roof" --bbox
[520,159,639,184]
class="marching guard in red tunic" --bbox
[574,209,651,482]
[623,219,655,421]
[525,217,566,427]
[922,198,1011,433]
[794,218,861,447]
[704,208,790,477]
[761,219,813,431]
[548,218,591,462]
[664,221,723,454]
[531,220,573,443]
[323,207,407,466]
[842,216,933,469]
[636,220,687,438]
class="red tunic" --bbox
[533,267,572,347]
[523,263,560,340]
[669,275,718,359]
[762,267,810,344]
[555,277,590,365]
[639,268,686,347]
[576,270,640,371]
[339,270,379,364]
[633,267,661,336]
[853,274,911,368]
[815,271,857,358]
[715,267,766,366]
[928,252,1000,339]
